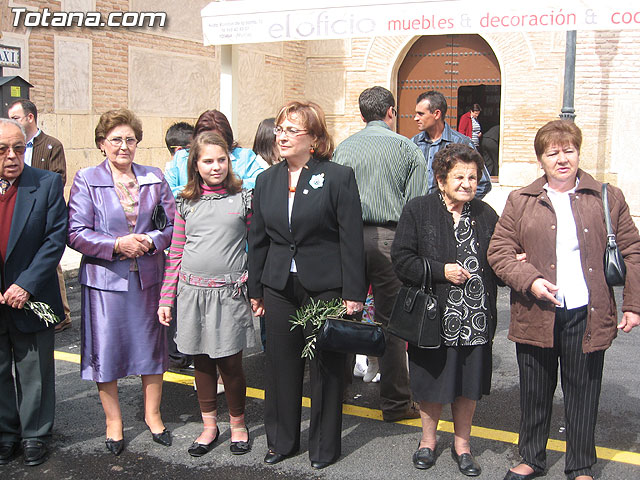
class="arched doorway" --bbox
[397,35,501,174]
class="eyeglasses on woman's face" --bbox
[273,126,308,138]
[105,136,138,148]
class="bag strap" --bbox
[420,257,434,294]
[602,183,617,247]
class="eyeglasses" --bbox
[274,126,308,138]
[0,144,27,156]
[391,107,397,116]
[106,137,138,148]
[9,115,27,122]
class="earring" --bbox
[310,145,316,154]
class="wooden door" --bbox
[397,35,501,139]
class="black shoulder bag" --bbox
[602,183,626,286]
[388,257,440,349]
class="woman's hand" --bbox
[251,298,265,317]
[618,311,640,333]
[343,300,364,315]
[530,278,562,306]
[157,306,172,326]
[116,233,150,259]
[444,263,471,285]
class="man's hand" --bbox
[1,284,31,309]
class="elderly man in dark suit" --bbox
[8,99,71,332]
[0,118,67,466]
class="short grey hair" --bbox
[0,118,26,141]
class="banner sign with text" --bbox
[201,0,640,45]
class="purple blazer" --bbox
[67,160,175,292]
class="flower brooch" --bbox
[309,173,325,189]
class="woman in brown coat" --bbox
[487,120,640,480]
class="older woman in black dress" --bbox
[391,144,499,476]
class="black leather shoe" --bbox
[188,427,219,457]
[105,438,124,456]
[22,439,47,466]
[311,460,333,470]
[503,467,544,480]
[412,446,436,470]
[0,441,19,465]
[451,446,481,477]
[264,450,288,465]
[229,428,250,455]
[151,428,172,447]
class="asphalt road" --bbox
[2,275,640,479]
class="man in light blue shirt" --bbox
[412,91,492,199]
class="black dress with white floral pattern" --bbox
[441,202,490,347]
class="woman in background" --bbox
[252,118,279,167]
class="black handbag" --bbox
[388,257,441,349]
[602,183,626,286]
[316,315,386,357]
[151,204,168,230]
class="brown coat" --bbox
[31,131,67,185]
[487,169,640,353]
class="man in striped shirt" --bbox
[333,86,428,422]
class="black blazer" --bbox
[1,165,67,332]
[391,192,500,337]
[248,158,366,302]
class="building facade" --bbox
[2,1,639,222]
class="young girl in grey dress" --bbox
[158,131,254,457]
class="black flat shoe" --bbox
[451,446,481,477]
[311,460,333,470]
[503,467,544,480]
[105,438,124,456]
[22,439,48,466]
[151,428,172,447]
[188,427,219,457]
[229,428,251,455]
[264,450,288,465]
[0,441,19,465]
[413,446,436,470]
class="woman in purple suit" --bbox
[68,109,175,456]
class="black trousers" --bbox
[0,316,55,442]
[263,274,345,463]
[516,306,604,479]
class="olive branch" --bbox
[289,298,346,359]
[24,300,61,327]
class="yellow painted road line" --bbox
[54,350,640,467]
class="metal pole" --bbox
[560,30,577,122]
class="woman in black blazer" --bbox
[248,101,366,470]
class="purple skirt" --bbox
[81,271,167,382]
